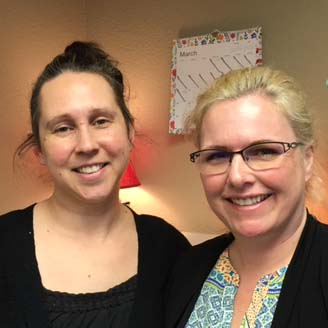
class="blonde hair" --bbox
[185,66,314,148]
[185,66,324,200]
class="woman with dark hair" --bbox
[0,41,189,327]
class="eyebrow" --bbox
[88,108,118,121]
[203,139,279,151]
[45,107,118,129]
[45,114,71,130]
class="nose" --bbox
[226,153,255,188]
[75,126,99,155]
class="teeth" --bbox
[76,164,104,174]
[230,195,269,206]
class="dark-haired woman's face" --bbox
[36,72,134,203]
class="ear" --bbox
[33,146,46,165]
[303,145,314,182]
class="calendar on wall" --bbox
[169,26,263,134]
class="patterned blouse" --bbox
[186,249,288,328]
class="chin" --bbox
[76,189,114,203]
[233,222,270,239]
[239,230,266,238]
[76,183,119,201]
[85,195,110,202]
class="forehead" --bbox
[39,72,118,118]
[200,94,296,148]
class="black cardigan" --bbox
[0,205,190,328]
[165,212,328,328]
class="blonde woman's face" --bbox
[199,93,313,240]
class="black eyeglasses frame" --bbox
[190,141,304,164]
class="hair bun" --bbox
[64,41,108,64]
[64,41,88,55]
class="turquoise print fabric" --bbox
[186,249,287,328]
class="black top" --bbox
[0,204,191,328]
[45,275,137,328]
[165,212,328,328]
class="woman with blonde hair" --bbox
[166,66,328,327]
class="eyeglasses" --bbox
[190,141,304,175]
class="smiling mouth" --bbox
[73,163,108,174]
[229,194,271,206]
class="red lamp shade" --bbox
[120,163,141,189]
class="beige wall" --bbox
[0,0,87,214]
[1,0,328,238]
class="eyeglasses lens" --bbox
[194,143,289,175]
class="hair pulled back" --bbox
[185,66,314,149]
[17,41,134,154]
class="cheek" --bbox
[260,173,284,194]
[200,174,226,198]
[100,131,132,155]
[256,165,302,195]
[41,140,72,166]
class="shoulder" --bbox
[0,205,34,273]
[314,220,328,256]
[191,232,233,251]
[164,233,233,327]
[134,211,174,229]
[301,213,328,276]
[131,210,191,270]
[133,211,190,246]
[314,217,328,234]
[0,205,34,255]
[173,233,233,269]
[306,212,328,242]
[0,204,34,231]
[168,233,233,294]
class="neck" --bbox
[37,191,126,240]
[229,209,307,277]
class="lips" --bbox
[228,194,271,206]
[73,163,108,174]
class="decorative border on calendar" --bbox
[169,27,262,134]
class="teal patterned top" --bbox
[186,248,288,328]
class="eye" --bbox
[53,125,74,136]
[246,144,283,160]
[202,150,229,164]
[93,117,111,128]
